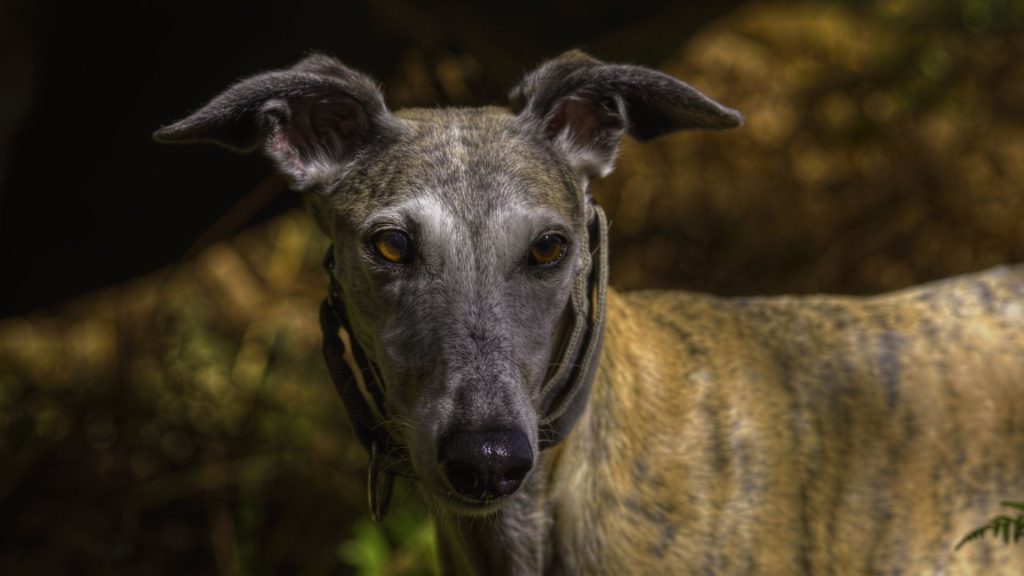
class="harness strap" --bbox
[319,201,610,521]
[320,266,410,521]
[538,202,608,448]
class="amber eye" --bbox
[529,234,567,266]
[372,230,411,263]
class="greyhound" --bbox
[155,51,1024,575]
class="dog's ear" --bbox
[510,50,743,180]
[153,54,398,192]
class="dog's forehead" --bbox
[334,107,579,226]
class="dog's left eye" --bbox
[372,230,412,263]
[529,234,567,266]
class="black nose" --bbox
[439,429,533,500]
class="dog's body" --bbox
[157,52,1024,574]
[431,271,1024,575]
[547,274,1024,574]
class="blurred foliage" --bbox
[338,504,438,576]
[600,0,1024,294]
[2,1,1023,574]
[956,501,1024,550]
[0,213,435,575]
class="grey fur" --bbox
[510,50,743,178]
[153,54,403,191]
[154,51,744,574]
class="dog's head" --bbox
[155,51,741,514]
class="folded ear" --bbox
[510,50,743,180]
[153,54,398,192]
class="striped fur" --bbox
[547,267,1024,574]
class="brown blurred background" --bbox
[1,0,1022,574]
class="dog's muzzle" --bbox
[319,199,609,521]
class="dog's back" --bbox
[551,265,1024,574]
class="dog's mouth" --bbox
[431,489,507,517]
[403,447,522,517]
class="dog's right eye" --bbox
[372,230,412,263]
[529,234,567,266]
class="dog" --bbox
[155,51,1024,575]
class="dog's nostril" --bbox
[439,429,533,500]
[504,463,531,482]
[443,461,481,494]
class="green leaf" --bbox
[1002,501,1024,512]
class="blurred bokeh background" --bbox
[1,0,1022,574]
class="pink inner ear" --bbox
[269,128,305,176]
[291,96,366,157]
[317,107,361,139]
[545,96,607,150]
[265,95,368,184]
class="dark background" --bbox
[1,1,1022,574]
[0,0,740,317]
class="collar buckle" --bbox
[367,440,395,523]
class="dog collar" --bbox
[318,200,609,521]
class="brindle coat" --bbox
[548,275,1024,574]
[155,51,1024,575]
